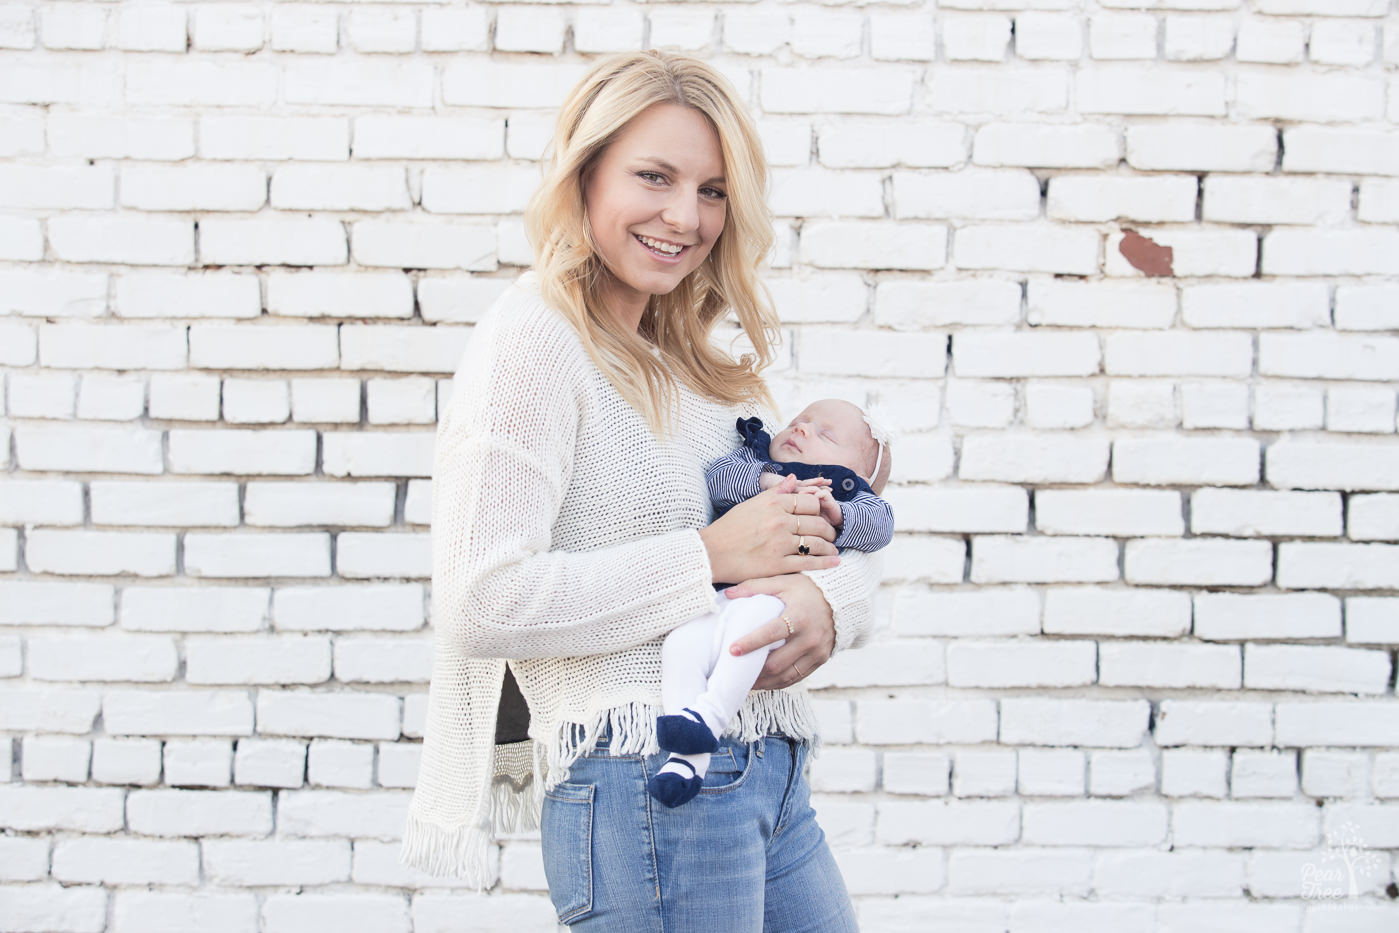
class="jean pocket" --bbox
[541,781,595,924]
[699,743,752,793]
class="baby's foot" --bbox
[656,707,718,755]
[647,757,703,808]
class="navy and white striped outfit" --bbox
[705,417,894,553]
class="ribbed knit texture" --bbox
[401,273,879,883]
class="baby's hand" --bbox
[814,488,843,528]
[795,476,831,489]
[758,471,784,491]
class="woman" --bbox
[402,50,879,931]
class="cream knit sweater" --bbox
[401,273,880,884]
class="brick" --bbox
[973,122,1118,169]
[412,894,559,933]
[1025,383,1095,429]
[947,379,1015,427]
[1013,12,1084,60]
[972,535,1119,583]
[0,786,123,832]
[0,164,113,209]
[334,636,431,684]
[72,372,143,422]
[766,274,866,327]
[0,836,49,882]
[1358,179,1399,225]
[201,115,347,161]
[1079,66,1226,115]
[1105,331,1251,378]
[0,4,35,49]
[54,837,199,886]
[269,4,337,53]
[1155,700,1272,747]
[1,56,121,107]
[1036,489,1182,536]
[259,691,400,741]
[960,433,1109,483]
[223,379,290,425]
[1089,13,1156,59]
[952,748,1017,797]
[1113,435,1260,487]
[366,378,437,425]
[199,217,347,268]
[1017,748,1087,798]
[1283,127,1399,177]
[1003,698,1148,750]
[149,373,221,421]
[1196,591,1342,642]
[164,738,233,788]
[1246,644,1390,695]
[40,4,105,50]
[440,59,587,109]
[21,735,90,783]
[0,267,107,317]
[820,120,965,169]
[1346,597,1399,645]
[120,586,269,633]
[186,635,332,685]
[1191,488,1341,538]
[40,322,187,370]
[91,737,161,786]
[27,530,175,578]
[894,169,1038,220]
[877,798,1019,846]
[1279,542,1399,590]
[941,14,1012,61]
[1254,383,1324,432]
[572,7,643,53]
[418,7,489,52]
[893,485,1026,533]
[0,635,17,677]
[929,65,1068,114]
[274,583,424,632]
[1096,850,1245,898]
[29,633,177,682]
[0,478,82,525]
[352,219,495,271]
[0,214,42,259]
[1180,380,1249,430]
[120,164,265,213]
[1236,18,1306,64]
[1327,386,1395,434]
[762,65,917,115]
[1028,281,1175,329]
[235,738,307,789]
[1100,642,1241,688]
[954,223,1099,275]
[893,585,1039,639]
[649,8,717,53]
[351,116,502,162]
[204,838,350,886]
[948,639,1096,688]
[271,164,410,212]
[346,7,415,53]
[113,892,259,933]
[0,884,106,933]
[290,378,361,424]
[1264,228,1399,275]
[953,331,1100,377]
[1161,748,1229,798]
[1350,494,1399,541]
[127,788,271,837]
[1125,538,1272,586]
[283,57,432,108]
[0,581,99,629]
[169,429,316,475]
[308,739,375,789]
[244,481,394,528]
[1043,586,1191,637]
[771,167,884,218]
[1164,14,1236,60]
[1048,174,1197,223]
[264,271,408,321]
[799,221,946,271]
[340,325,470,374]
[875,280,1020,330]
[1232,754,1302,800]
[104,689,254,736]
[1101,383,1171,427]
[191,5,262,51]
[127,58,278,108]
[1277,701,1399,746]
[1250,852,1387,901]
[809,639,946,689]
[0,528,12,570]
[1237,70,1384,122]
[92,480,238,528]
[278,789,410,841]
[0,686,100,732]
[1173,801,1318,848]
[264,893,410,933]
[1204,177,1351,226]
[1181,282,1329,330]
[855,698,997,745]
[1089,749,1157,796]
[1268,439,1399,491]
[185,532,331,578]
[375,744,421,790]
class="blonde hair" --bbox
[524,50,778,432]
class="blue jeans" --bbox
[540,732,858,932]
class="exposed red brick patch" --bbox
[1119,229,1174,277]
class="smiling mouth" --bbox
[635,234,685,257]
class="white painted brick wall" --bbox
[4,1,1398,922]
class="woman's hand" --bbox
[723,572,835,690]
[698,474,840,585]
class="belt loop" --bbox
[754,738,764,759]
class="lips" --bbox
[635,234,686,258]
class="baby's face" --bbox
[768,400,873,476]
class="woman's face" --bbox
[582,103,728,328]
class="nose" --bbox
[660,187,700,234]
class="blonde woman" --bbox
[403,50,877,931]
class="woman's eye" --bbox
[701,186,727,201]
[638,171,666,184]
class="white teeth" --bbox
[637,235,682,255]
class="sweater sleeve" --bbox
[832,491,895,552]
[430,303,719,661]
[704,448,766,516]
[805,548,882,654]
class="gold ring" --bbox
[783,615,795,637]
[792,661,807,678]
[797,536,810,556]
[796,515,802,535]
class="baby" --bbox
[648,398,894,807]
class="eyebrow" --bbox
[637,157,726,187]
